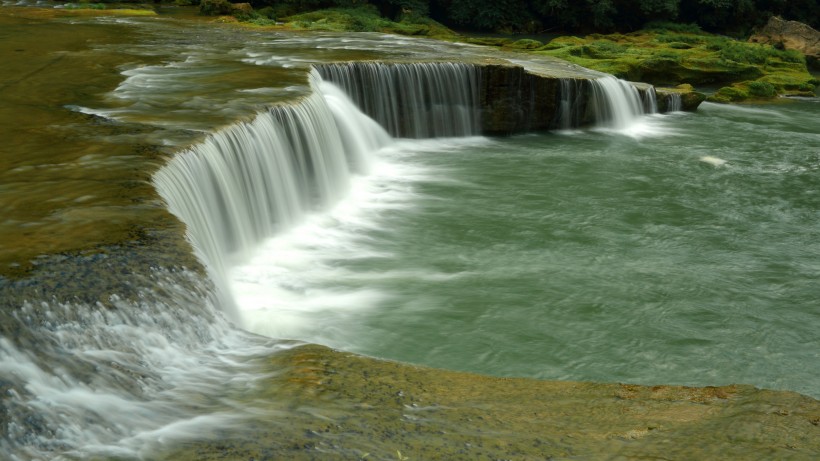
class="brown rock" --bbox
[749,16,820,69]
[231,2,253,15]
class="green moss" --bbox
[510,38,542,50]
[747,80,777,97]
[533,28,814,101]
[710,84,749,102]
[280,6,457,37]
[643,21,703,34]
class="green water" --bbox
[1,6,818,458]
[246,102,820,397]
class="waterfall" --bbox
[315,62,481,138]
[668,93,683,112]
[587,75,649,129]
[154,64,665,304]
[555,78,586,130]
[153,70,391,308]
[643,86,659,114]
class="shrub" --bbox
[199,0,232,16]
[747,81,777,97]
[719,42,769,65]
[655,33,704,45]
[644,21,702,34]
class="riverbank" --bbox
[215,4,817,103]
[157,343,820,460]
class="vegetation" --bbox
[190,0,817,102]
[519,29,817,101]
[54,2,158,15]
[221,0,818,35]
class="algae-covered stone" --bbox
[657,83,706,111]
[155,344,820,461]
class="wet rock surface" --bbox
[158,344,820,461]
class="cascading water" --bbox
[316,62,481,138]
[153,70,391,307]
[587,75,649,130]
[555,78,586,130]
[2,56,679,459]
[643,86,659,114]
[667,93,683,112]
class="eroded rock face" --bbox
[749,16,820,69]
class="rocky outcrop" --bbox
[318,61,706,137]
[749,16,820,69]
[477,64,564,134]
[477,64,703,135]
[657,84,708,112]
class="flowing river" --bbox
[0,5,818,460]
[234,100,819,393]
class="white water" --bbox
[231,137,490,344]
[0,269,287,461]
[588,75,652,135]
[153,70,391,311]
[0,61,665,459]
[155,63,662,335]
[667,93,683,112]
[316,62,481,138]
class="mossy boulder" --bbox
[510,38,543,50]
[657,84,707,111]
[535,29,815,101]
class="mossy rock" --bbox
[709,84,750,103]
[657,85,707,111]
[510,39,543,50]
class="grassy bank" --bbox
[513,23,818,102]
[217,6,816,103]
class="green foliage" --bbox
[286,6,382,31]
[719,41,769,64]
[643,21,702,33]
[199,0,232,16]
[441,0,532,31]
[583,40,628,58]
[655,33,705,44]
[510,39,543,50]
[746,80,776,97]
[282,5,455,35]
[586,0,617,29]
[247,0,820,34]
[537,26,813,98]
[257,6,276,20]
